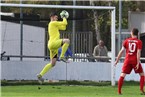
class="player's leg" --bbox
[118,63,132,94]
[37,49,58,84]
[118,73,126,95]
[59,38,70,60]
[39,57,57,76]
[139,72,145,95]
[37,58,57,84]
[134,63,145,94]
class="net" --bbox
[1,3,116,86]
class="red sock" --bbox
[140,76,144,92]
[118,76,124,94]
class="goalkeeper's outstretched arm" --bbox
[55,10,69,30]
[54,18,67,26]
[56,10,69,26]
[57,18,67,30]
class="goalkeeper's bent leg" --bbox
[60,43,69,58]
[60,39,70,58]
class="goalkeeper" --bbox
[37,10,70,83]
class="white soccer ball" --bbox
[60,10,69,19]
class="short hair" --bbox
[132,28,139,36]
[49,12,57,17]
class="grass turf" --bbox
[1,84,144,97]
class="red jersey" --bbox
[123,37,142,64]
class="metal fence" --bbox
[1,19,145,62]
[60,31,94,62]
[60,32,93,54]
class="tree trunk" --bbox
[89,0,100,43]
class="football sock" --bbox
[40,63,52,76]
[60,43,69,58]
[140,76,144,92]
[118,76,124,94]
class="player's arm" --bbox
[54,18,68,30]
[58,10,69,30]
[137,49,141,64]
[58,18,68,25]
[54,18,67,25]
[135,49,141,70]
[114,46,125,66]
[135,40,142,70]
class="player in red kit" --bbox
[115,28,145,95]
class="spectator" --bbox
[93,40,108,62]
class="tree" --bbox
[89,0,100,42]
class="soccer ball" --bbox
[60,10,69,19]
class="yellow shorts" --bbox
[48,39,62,59]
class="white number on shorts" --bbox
[129,42,136,53]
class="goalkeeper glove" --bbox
[60,10,69,19]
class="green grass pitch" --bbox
[1,84,144,97]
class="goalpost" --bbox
[0,3,116,86]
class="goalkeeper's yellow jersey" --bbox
[48,18,67,43]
